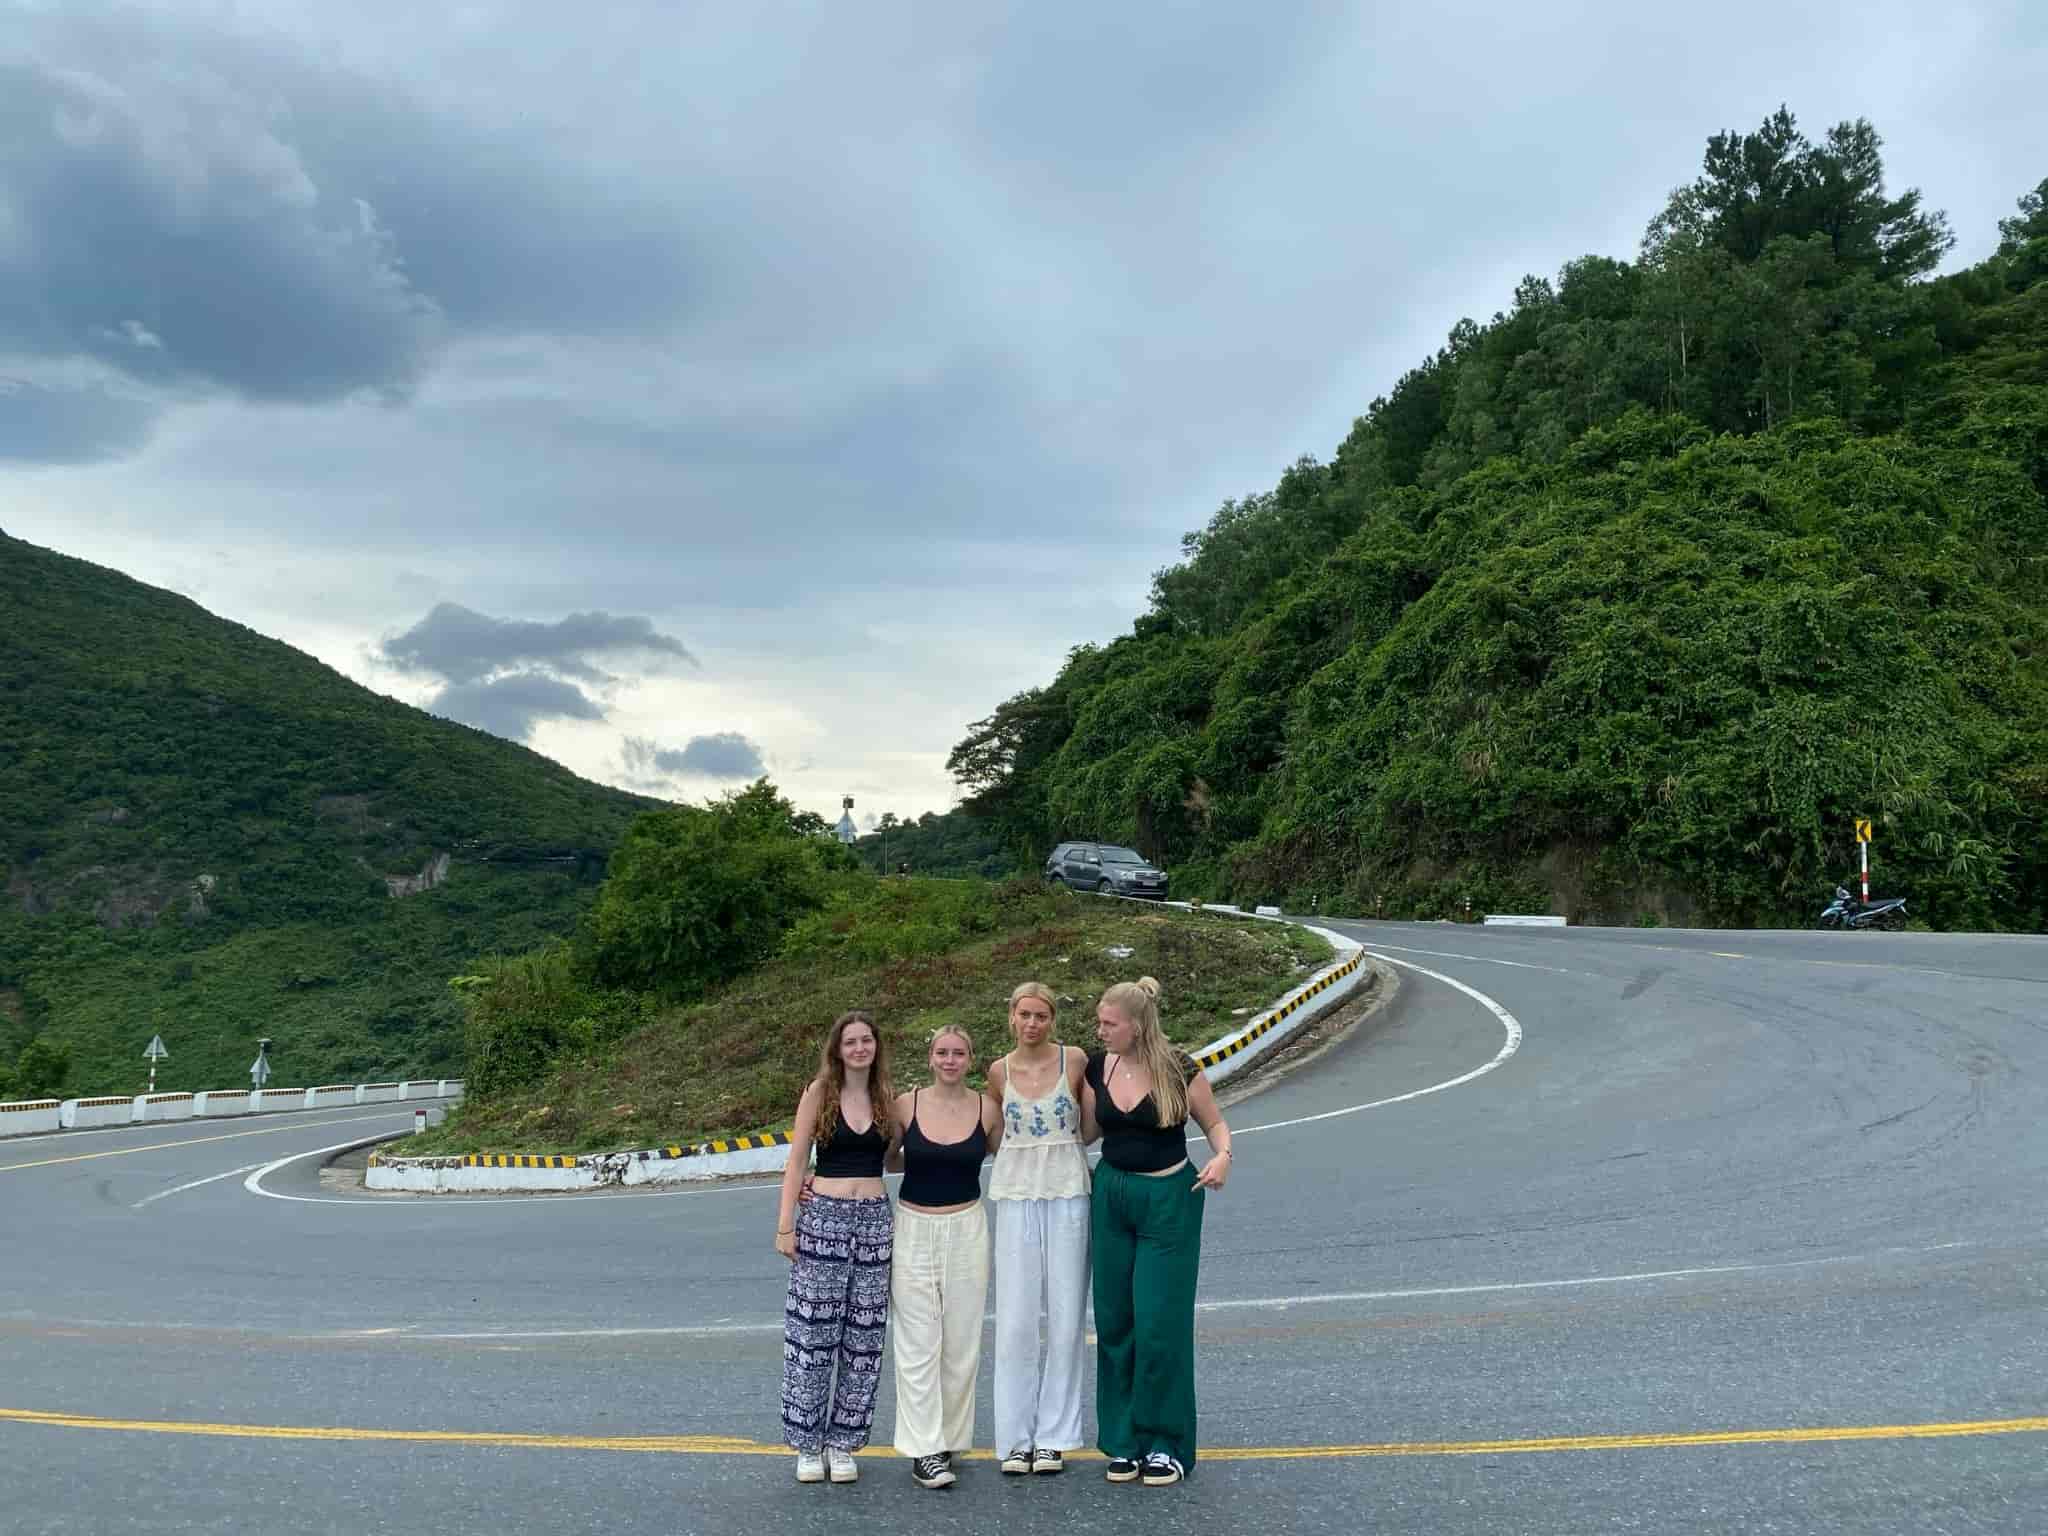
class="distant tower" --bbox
[835,794,857,845]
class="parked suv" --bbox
[1043,841,1170,899]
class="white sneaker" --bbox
[828,1448,859,1483]
[795,1452,825,1483]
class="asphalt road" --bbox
[3,921,2045,1534]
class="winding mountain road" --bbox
[4,922,2044,1534]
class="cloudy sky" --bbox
[5,2,2043,823]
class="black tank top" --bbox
[1086,1049,1199,1172]
[898,1090,987,1206]
[814,1110,887,1178]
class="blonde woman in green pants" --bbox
[1081,976,1233,1486]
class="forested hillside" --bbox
[950,113,2048,929]
[851,808,1017,879]
[0,535,653,1095]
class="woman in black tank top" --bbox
[884,1024,1003,1488]
[775,1011,897,1485]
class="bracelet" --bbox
[777,1226,794,1234]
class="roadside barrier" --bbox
[3,1079,462,1140]
[367,911,1374,1194]
[0,1099,60,1135]
[131,1092,197,1124]
[59,1096,134,1129]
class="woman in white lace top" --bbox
[982,981,1091,1474]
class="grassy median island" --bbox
[408,879,1331,1157]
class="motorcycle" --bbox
[1817,885,1908,931]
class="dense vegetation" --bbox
[0,534,654,1096]
[421,874,1328,1154]
[950,113,2048,929]
[850,808,1017,879]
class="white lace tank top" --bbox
[988,1045,1091,1201]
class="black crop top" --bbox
[1086,1049,1200,1173]
[814,1111,887,1178]
[898,1090,988,1207]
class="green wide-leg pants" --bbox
[1090,1159,1205,1470]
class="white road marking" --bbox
[405,1240,1980,1341]
[1216,952,1523,1140]
[1340,939,1579,975]
[132,1163,267,1209]
[1190,1242,1974,1315]
[245,949,1523,1207]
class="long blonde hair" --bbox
[1099,976,1187,1125]
[815,1009,897,1143]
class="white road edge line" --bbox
[1221,951,1523,1139]
[1342,939,1580,975]
[133,1162,268,1209]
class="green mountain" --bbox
[950,115,2048,930]
[0,534,652,1097]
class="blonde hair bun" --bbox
[1135,975,1162,1001]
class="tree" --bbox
[1661,108,1951,281]
[587,786,843,994]
[11,1035,71,1099]
[1997,176,2048,254]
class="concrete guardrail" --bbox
[131,1092,197,1123]
[4,1077,465,1140]
[0,1099,61,1135]
[59,1096,136,1130]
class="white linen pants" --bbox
[992,1194,1090,1456]
[890,1202,991,1457]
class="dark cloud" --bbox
[377,602,693,684]
[621,732,767,781]
[0,379,155,463]
[0,49,439,405]
[428,673,604,740]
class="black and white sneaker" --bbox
[1140,1453,1185,1486]
[1032,1448,1064,1474]
[1105,1457,1142,1483]
[1000,1449,1032,1475]
[911,1454,956,1489]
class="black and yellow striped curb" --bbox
[637,1129,797,1165]
[1193,950,1365,1069]
[371,939,1365,1174]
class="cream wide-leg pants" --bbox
[992,1194,1090,1457]
[890,1202,991,1457]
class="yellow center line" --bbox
[3,1407,2044,1460]
[0,1114,407,1174]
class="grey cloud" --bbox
[377,602,694,685]
[0,49,439,405]
[621,732,767,781]
[0,379,155,462]
[428,673,604,740]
